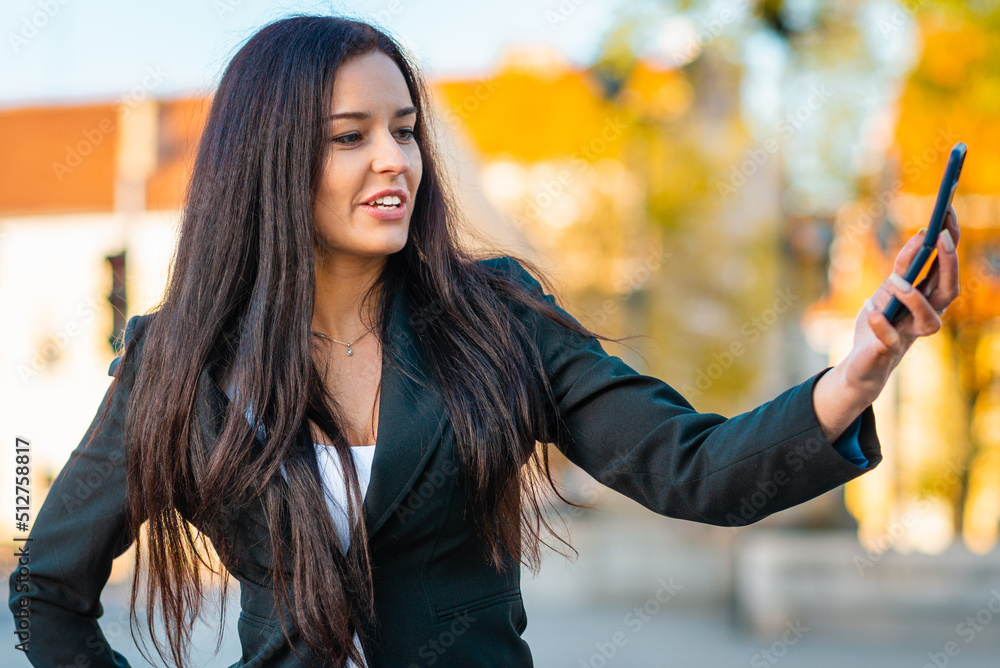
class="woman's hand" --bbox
[842,205,962,404]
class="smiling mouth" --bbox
[362,194,406,209]
[360,200,407,220]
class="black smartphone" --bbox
[882,141,966,326]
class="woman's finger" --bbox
[912,210,960,311]
[864,299,899,350]
[884,271,942,334]
[944,205,960,246]
[891,231,930,277]
[931,227,960,307]
[866,277,898,315]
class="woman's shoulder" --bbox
[107,312,157,378]
[475,254,524,273]
[474,255,546,296]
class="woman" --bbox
[8,13,961,668]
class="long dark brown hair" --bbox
[91,13,636,668]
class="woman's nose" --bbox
[371,131,410,173]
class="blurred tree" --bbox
[889,2,1000,553]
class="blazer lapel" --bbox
[362,280,448,538]
[197,280,448,542]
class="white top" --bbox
[226,381,373,667]
[311,442,375,668]
[311,442,376,554]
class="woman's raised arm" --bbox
[498,256,881,528]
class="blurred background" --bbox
[2,0,1000,665]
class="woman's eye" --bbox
[330,129,414,145]
[331,132,361,145]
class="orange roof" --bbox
[0,103,118,215]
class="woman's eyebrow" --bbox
[325,106,417,121]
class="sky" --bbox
[0,0,630,108]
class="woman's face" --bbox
[312,51,422,262]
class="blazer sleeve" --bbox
[497,256,882,527]
[8,314,150,667]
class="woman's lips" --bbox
[360,201,407,220]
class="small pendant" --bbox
[346,347,354,356]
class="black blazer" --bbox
[8,256,881,667]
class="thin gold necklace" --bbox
[310,325,374,356]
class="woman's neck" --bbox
[311,253,385,340]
